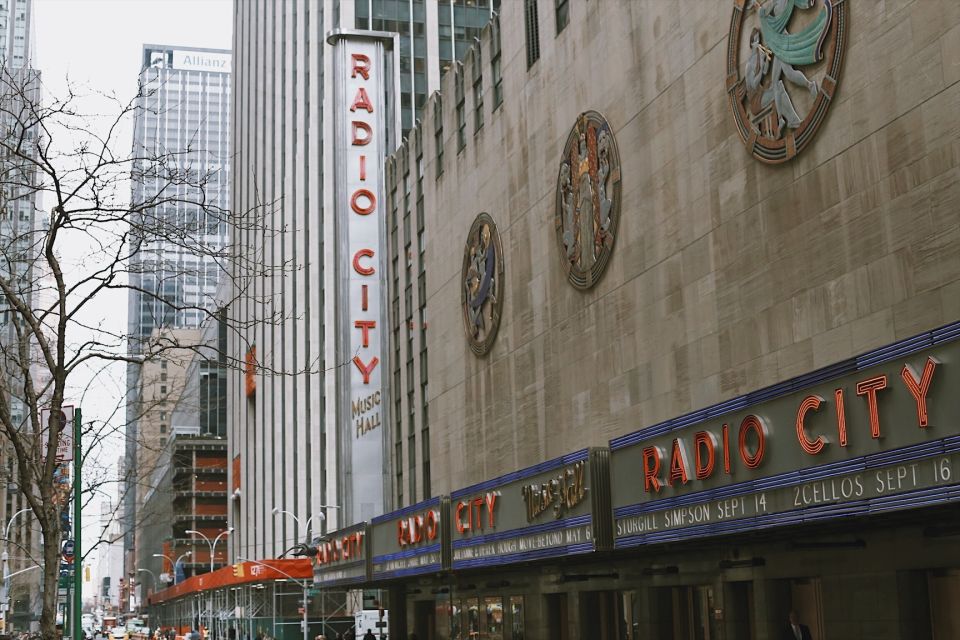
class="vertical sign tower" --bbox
[328,29,401,525]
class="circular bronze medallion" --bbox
[461,212,504,356]
[727,0,847,164]
[555,111,622,290]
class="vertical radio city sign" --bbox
[329,30,400,524]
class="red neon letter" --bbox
[352,249,375,275]
[350,87,374,113]
[485,492,498,528]
[722,424,732,474]
[359,155,367,181]
[642,446,662,493]
[397,519,408,547]
[354,320,376,347]
[361,284,369,311]
[426,510,438,540]
[352,355,379,384]
[668,439,689,486]
[352,121,372,146]
[693,431,716,480]
[351,188,376,215]
[835,388,848,447]
[901,357,937,428]
[856,375,888,438]
[796,395,826,455]
[455,501,467,534]
[351,53,371,79]
[738,415,766,469]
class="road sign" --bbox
[40,406,75,462]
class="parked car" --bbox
[110,625,127,640]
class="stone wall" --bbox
[386,0,960,497]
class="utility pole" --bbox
[73,407,82,640]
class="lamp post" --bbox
[153,552,192,584]
[137,569,158,625]
[272,505,340,547]
[1,507,33,632]
[236,557,310,640]
[185,529,232,640]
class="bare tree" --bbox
[0,62,290,640]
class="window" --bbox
[455,68,466,151]
[160,411,167,421]
[510,596,525,640]
[159,437,166,447]
[160,385,167,395]
[433,95,444,178]
[491,18,503,108]
[472,43,484,132]
[160,424,167,434]
[555,0,569,34]
[161,360,168,369]
[525,0,541,68]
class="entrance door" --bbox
[669,586,715,640]
[928,569,960,639]
[579,591,625,640]
[789,578,824,640]
[725,581,755,640]
[413,600,436,640]
[545,593,569,640]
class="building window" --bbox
[160,411,167,421]
[455,68,466,151]
[433,95,444,178]
[555,0,569,34]
[160,385,167,395]
[472,43,484,133]
[159,437,166,447]
[491,18,503,109]
[160,424,167,434]
[525,0,541,68]
[161,360,168,369]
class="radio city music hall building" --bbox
[151,2,960,640]
[369,1,960,639]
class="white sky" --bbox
[32,0,232,597]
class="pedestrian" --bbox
[783,611,812,640]
[362,630,375,640]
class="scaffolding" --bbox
[151,579,352,640]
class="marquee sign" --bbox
[312,523,369,587]
[449,448,612,570]
[369,497,449,580]
[330,30,400,524]
[611,325,960,548]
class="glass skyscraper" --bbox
[124,44,231,574]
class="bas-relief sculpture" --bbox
[555,112,622,290]
[461,212,504,357]
[728,0,847,163]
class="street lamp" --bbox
[137,569,158,623]
[237,557,310,640]
[185,529,233,573]
[272,504,341,546]
[1,508,33,631]
[185,529,232,640]
[153,552,192,583]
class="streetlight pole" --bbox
[137,570,158,626]
[186,529,232,640]
[272,506,339,547]
[1,507,33,632]
[236,557,309,640]
[153,552,192,584]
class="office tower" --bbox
[228,0,495,562]
[123,44,231,583]
[0,0,43,632]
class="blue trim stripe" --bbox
[614,435,960,518]
[372,543,441,562]
[609,319,960,452]
[451,514,592,548]
[450,449,590,499]
[372,564,440,579]
[372,496,441,524]
[615,482,960,549]
[453,542,595,569]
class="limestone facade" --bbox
[385,0,960,500]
